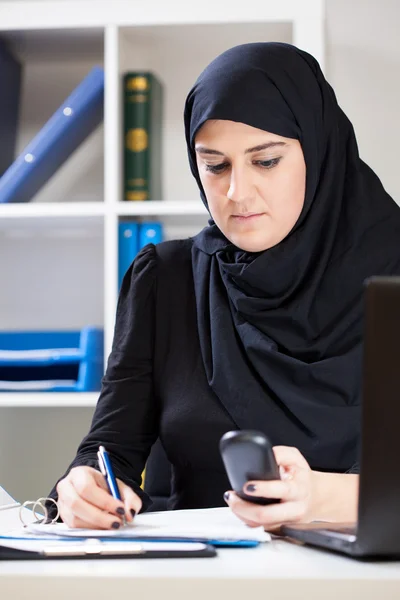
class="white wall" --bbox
[0,407,94,502]
[326,0,400,203]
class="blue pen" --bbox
[97,445,122,501]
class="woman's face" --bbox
[195,120,306,252]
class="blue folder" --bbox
[0,65,104,203]
[118,221,164,289]
[138,222,163,248]
[118,222,139,289]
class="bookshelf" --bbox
[0,0,325,502]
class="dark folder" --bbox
[0,38,22,177]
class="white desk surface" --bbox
[1,509,400,600]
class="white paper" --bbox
[0,484,18,508]
[27,507,271,543]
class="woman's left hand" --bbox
[224,445,316,531]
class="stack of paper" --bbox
[22,507,271,546]
[0,481,270,552]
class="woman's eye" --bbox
[204,157,281,174]
[255,157,281,169]
[205,162,229,174]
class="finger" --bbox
[236,516,261,528]
[58,500,122,530]
[59,478,123,530]
[225,492,264,526]
[91,468,111,491]
[253,500,307,528]
[272,446,309,469]
[227,492,307,529]
[71,468,126,519]
[279,464,294,480]
[57,501,89,529]
[223,491,260,527]
[117,479,143,523]
[226,491,263,524]
[243,479,300,502]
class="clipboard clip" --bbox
[43,539,144,557]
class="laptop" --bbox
[281,276,400,558]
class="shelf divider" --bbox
[0,392,98,407]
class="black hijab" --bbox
[184,42,400,471]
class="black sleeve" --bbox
[47,244,159,514]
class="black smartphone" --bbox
[219,430,281,505]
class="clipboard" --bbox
[0,539,217,560]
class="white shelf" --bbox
[0,1,325,30]
[0,392,98,407]
[0,202,105,233]
[0,2,324,411]
[0,202,206,218]
[0,202,105,219]
[117,201,207,216]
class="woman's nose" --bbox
[226,168,255,204]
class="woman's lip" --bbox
[232,213,264,220]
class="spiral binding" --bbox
[19,497,59,527]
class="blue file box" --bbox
[0,327,104,392]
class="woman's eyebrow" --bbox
[195,141,286,155]
[195,146,224,156]
[245,141,286,153]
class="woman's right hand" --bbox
[56,465,143,529]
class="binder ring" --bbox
[19,496,59,527]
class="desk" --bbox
[1,538,400,600]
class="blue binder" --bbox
[118,221,164,289]
[0,38,22,177]
[139,222,163,248]
[118,221,139,288]
[0,65,104,203]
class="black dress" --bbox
[51,240,238,511]
[50,239,358,513]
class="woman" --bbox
[52,42,400,531]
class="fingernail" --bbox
[130,509,136,518]
[223,491,230,502]
[280,466,292,480]
[112,521,120,529]
[245,483,257,493]
[116,507,125,516]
